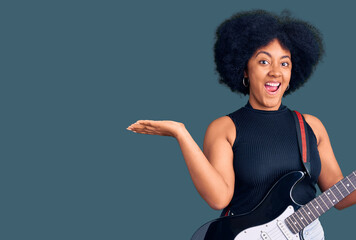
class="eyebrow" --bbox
[255,51,291,60]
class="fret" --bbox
[285,217,298,233]
[316,195,330,210]
[324,190,336,206]
[346,175,356,189]
[340,179,351,195]
[321,195,332,209]
[330,185,342,201]
[306,201,320,218]
[335,183,345,198]
[341,181,350,194]
[312,198,325,214]
[342,175,356,194]
[305,204,317,219]
[350,172,356,185]
[350,172,356,183]
[286,215,299,234]
[307,201,320,218]
[295,210,308,227]
[312,199,323,216]
[290,214,303,230]
[284,171,356,235]
[329,186,340,203]
[300,207,313,222]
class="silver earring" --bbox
[286,84,290,91]
[243,77,249,87]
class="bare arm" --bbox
[127,117,235,210]
[175,116,235,210]
[304,114,356,210]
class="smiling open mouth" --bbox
[265,82,281,94]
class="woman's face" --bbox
[244,38,292,110]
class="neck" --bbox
[285,170,356,234]
[248,98,282,111]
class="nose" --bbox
[268,63,282,78]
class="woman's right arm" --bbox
[175,116,235,210]
[127,117,235,210]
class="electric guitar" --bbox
[191,170,356,240]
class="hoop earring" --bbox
[243,77,249,87]
[286,84,290,91]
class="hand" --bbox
[126,120,185,138]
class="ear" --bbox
[244,69,248,78]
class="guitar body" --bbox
[191,171,307,240]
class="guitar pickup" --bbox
[277,220,294,240]
[260,231,271,240]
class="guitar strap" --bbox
[291,110,311,178]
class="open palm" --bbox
[127,120,184,138]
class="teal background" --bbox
[1,0,355,239]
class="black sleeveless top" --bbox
[220,101,321,216]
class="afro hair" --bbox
[214,9,325,95]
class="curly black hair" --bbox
[214,9,325,95]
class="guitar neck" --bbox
[285,170,356,234]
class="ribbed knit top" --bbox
[221,101,321,216]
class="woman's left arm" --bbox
[304,114,356,210]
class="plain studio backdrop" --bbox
[1,1,355,239]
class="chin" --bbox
[263,98,282,108]
[251,90,283,110]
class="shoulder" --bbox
[302,113,327,146]
[205,115,236,149]
[302,113,322,126]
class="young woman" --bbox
[126,10,356,239]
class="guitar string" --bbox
[231,172,356,238]
[290,172,356,232]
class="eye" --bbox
[259,60,269,65]
[281,62,290,67]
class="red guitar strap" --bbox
[224,207,231,216]
[291,110,311,178]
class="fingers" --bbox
[127,120,154,133]
[136,120,154,126]
[126,120,174,137]
[127,123,139,132]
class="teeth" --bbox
[265,82,280,87]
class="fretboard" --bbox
[285,170,356,234]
